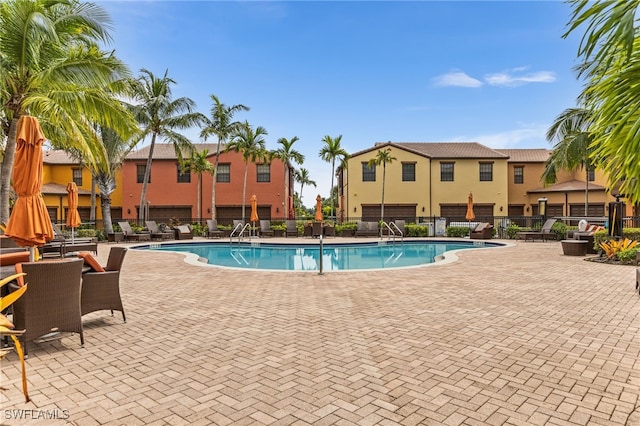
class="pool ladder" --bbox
[381,221,404,243]
[230,222,251,243]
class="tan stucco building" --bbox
[339,142,636,225]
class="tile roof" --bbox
[497,149,552,163]
[126,143,221,160]
[362,142,508,159]
[528,179,606,193]
[42,182,94,195]
[43,150,79,164]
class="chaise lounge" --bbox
[516,218,557,242]
[356,221,379,237]
[470,222,493,239]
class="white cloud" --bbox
[452,123,548,149]
[432,71,483,88]
[484,69,556,87]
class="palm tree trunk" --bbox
[585,168,589,216]
[242,161,248,223]
[139,133,157,222]
[90,175,96,223]
[283,166,287,220]
[211,136,222,221]
[330,159,335,220]
[100,194,114,235]
[0,116,20,223]
[197,173,202,223]
[381,163,386,223]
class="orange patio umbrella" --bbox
[315,195,323,222]
[66,182,82,243]
[250,194,259,221]
[4,116,54,260]
[465,192,475,221]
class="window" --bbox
[440,162,454,182]
[588,169,595,182]
[257,163,270,182]
[72,168,82,186]
[479,162,493,181]
[362,162,376,182]
[514,166,524,184]
[177,165,191,183]
[136,164,149,183]
[402,162,416,181]
[217,163,230,182]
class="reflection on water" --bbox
[148,241,497,271]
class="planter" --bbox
[107,232,124,243]
[272,229,284,238]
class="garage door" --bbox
[148,206,192,223]
[440,204,494,222]
[360,204,416,222]
[217,206,271,226]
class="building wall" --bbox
[346,147,430,217]
[430,158,509,216]
[121,150,288,221]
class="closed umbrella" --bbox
[66,182,81,243]
[4,116,54,261]
[465,192,475,235]
[315,195,323,222]
[250,195,258,237]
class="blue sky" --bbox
[100,0,583,207]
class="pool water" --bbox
[141,240,500,271]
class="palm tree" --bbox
[564,1,640,202]
[181,149,214,223]
[542,107,596,215]
[319,135,349,220]
[225,121,268,223]
[129,69,205,221]
[0,0,136,223]
[367,148,397,224]
[92,127,138,234]
[273,137,304,219]
[295,168,316,210]
[200,94,249,220]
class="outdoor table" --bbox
[561,239,588,256]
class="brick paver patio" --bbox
[1,238,639,425]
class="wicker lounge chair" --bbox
[470,223,493,239]
[356,221,379,237]
[145,221,173,241]
[81,247,127,322]
[260,220,274,237]
[118,222,151,242]
[175,225,193,240]
[206,219,223,238]
[285,220,298,237]
[516,218,557,241]
[11,258,85,356]
[41,223,98,257]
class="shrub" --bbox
[190,223,205,236]
[336,222,357,236]
[76,228,96,238]
[405,224,430,237]
[599,238,638,260]
[617,247,638,264]
[504,223,522,239]
[446,226,469,238]
[550,222,567,240]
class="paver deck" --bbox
[1,238,639,425]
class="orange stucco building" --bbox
[121,143,294,225]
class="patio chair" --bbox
[285,220,298,237]
[11,258,85,356]
[42,223,98,257]
[145,221,173,241]
[175,225,193,240]
[260,220,274,237]
[117,222,151,242]
[81,247,128,322]
[206,219,223,239]
[312,221,323,237]
[516,218,557,242]
[470,223,493,239]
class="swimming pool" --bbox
[138,240,502,271]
